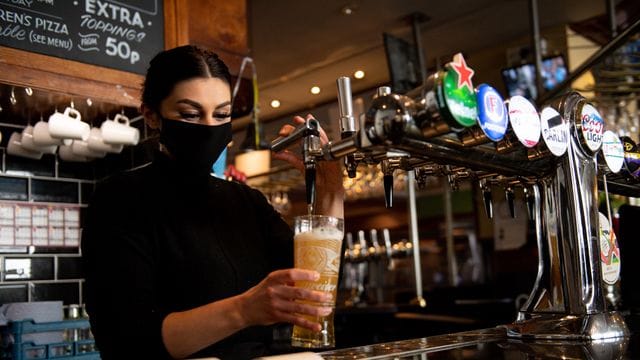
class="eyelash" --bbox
[179,113,231,121]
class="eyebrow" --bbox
[176,99,232,110]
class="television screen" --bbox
[501,55,567,101]
[383,33,422,94]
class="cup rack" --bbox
[1,319,99,360]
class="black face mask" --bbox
[159,117,232,174]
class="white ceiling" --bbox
[246,0,607,124]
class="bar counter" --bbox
[319,313,640,359]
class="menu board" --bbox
[0,0,164,74]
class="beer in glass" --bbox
[291,215,344,348]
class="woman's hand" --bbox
[272,114,345,217]
[237,269,333,331]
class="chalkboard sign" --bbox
[0,0,164,74]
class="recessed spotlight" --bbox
[270,99,281,108]
[310,86,321,95]
[341,4,358,15]
[354,70,365,79]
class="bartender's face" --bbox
[147,77,232,128]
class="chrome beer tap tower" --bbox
[271,53,631,340]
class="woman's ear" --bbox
[141,104,160,130]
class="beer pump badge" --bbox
[601,131,624,173]
[598,212,621,285]
[507,96,541,148]
[476,84,508,142]
[540,107,569,157]
[621,136,640,178]
[442,53,478,128]
[580,104,604,152]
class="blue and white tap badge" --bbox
[476,84,508,142]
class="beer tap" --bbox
[337,77,359,179]
[271,118,322,209]
[382,228,395,270]
[479,178,493,219]
[381,159,395,208]
[505,185,516,218]
[523,186,535,220]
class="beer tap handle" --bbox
[357,230,367,249]
[370,229,381,253]
[337,76,359,178]
[505,186,516,218]
[479,179,493,219]
[337,77,356,137]
[382,228,396,270]
[346,232,354,249]
[270,118,319,152]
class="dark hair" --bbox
[141,45,232,112]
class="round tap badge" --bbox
[476,84,508,142]
[598,212,621,285]
[442,53,478,129]
[580,103,604,153]
[601,131,624,173]
[621,136,640,179]
[506,95,540,148]
[540,107,569,156]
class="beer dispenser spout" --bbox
[479,179,493,219]
[381,159,394,208]
[271,118,322,208]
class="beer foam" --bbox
[295,227,344,241]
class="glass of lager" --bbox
[291,215,344,348]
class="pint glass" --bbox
[291,215,344,348]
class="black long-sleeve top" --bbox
[81,153,294,359]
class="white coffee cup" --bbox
[7,132,43,160]
[87,127,123,154]
[21,125,58,154]
[58,144,89,162]
[101,114,139,145]
[48,107,90,141]
[33,120,72,146]
[71,140,106,158]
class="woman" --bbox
[81,45,344,359]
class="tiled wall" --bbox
[0,119,153,308]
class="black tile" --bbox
[0,284,28,303]
[5,154,56,177]
[0,176,28,201]
[80,182,95,205]
[57,161,96,181]
[4,257,54,281]
[57,257,83,280]
[32,246,79,254]
[31,282,80,305]
[31,179,79,204]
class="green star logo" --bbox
[442,53,478,128]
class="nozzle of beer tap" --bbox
[381,160,394,208]
[305,164,316,207]
[345,156,358,178]
[524,187,535,220]
[479,179,493,219]
[505,187,515,218]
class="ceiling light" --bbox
[270,99,281,108]
[354,70,365,79]
[341,4,358,15]
[310,86,321,95]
